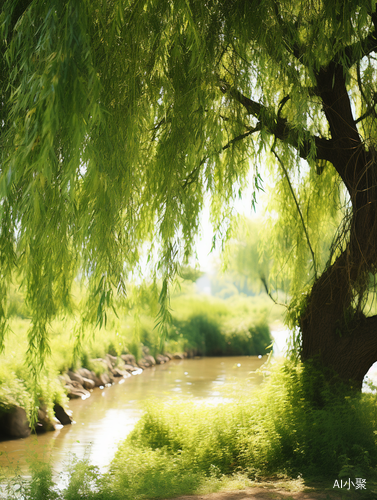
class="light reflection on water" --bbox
[0,356,265,474]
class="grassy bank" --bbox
[0,280,274,427]
[109,360,377,489]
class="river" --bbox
[0,355,266,476]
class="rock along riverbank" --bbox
[0,348,193,441]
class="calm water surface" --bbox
[0,356,265,474]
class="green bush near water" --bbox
[106,362,376,499]
[119,360,377,482]
[171,314,271,356]
[167,293,273,356]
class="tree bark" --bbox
[301,250,377,389]
[224,37,377,390]
[299,62,377,390]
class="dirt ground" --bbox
[164,484,372,500]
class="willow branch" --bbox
[182,158,205,189]
[272,149,318,280]
[222,124,262,151]
[182,123,262,189]
[219,80,335,165]
[326,12,377,71]
[355,104,377,124]
[261,276,287,307]
[272,1,304,64]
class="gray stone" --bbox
[121,354,136,366]
[54,404,72,425]
[105,354,118,367]
[65,380,91,399]
[122,363,140,372]
[156,354,169,364]
[144,355,156,366]
[0,406,31,438]
[137,357,151,368]
[99,373,112,386]
[112,368,132,378]
[36,407,56,433]
[89,371,102,387]
[77,368,93,379]
[79,369,102,387]
[67,370,84,386]
[82,377,95,390]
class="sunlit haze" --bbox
[194,171,265,273]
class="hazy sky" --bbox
[194,171,264,273]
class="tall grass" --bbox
[119,360,377,482]
[168,292,272,356]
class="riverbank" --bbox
[0,347,190,440]
[0,290,275,442]
[1,351,377,500]
[0,324,292,442]
[2,359,376,499]
[0,356,266,476]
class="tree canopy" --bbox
[2,0,377,386]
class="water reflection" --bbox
[0,356,264,474]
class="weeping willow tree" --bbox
[2,0,377,389]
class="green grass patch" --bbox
[110,360,377,493]
[0,281,275,428]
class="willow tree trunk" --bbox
[299,63,377,390]
[301,254,377,390]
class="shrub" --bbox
[112,359,377,487]
[170,309,271,356]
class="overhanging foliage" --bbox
[2,1,377,383]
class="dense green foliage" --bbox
[173,314,270,356]
[3,3,377,497]
[2,0,377,374]
[169,290,273,356]
[122,362,377,482]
